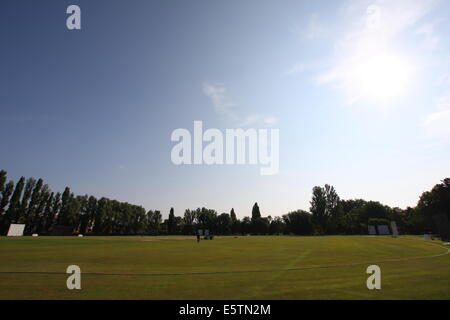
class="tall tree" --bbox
[251,202,261,221]
[269,216,285,234]
[217,213,232,235]
[5,176,25,224]
[93,197,110,234]
[309,185,342,234]
[418,178,450,236]
[418,178,450,219]
[0,181,14,216]
[84,196,97,234]
[197,207,218,233]
[39,191,54,233]
[25,178,44,232]
[283,210,313,235]
[58,187,71,225]
[183,209,196,225]
[27,179,44,216]
[31,185,50,234]
[46,192,61,233]
[310,186,327,234]
[168,207,176,234]
[0,179,14,234]
[147,210,162,235]
[251,217,270,234]
[76,195,89,234]
[324,184,342,234]
[230,208,237,223]
[66,194,81,231]
[183,209,197,234]
[18,177,36,224]
[0,170,6,195]
[240,216,251,234]
[230,208,238,234]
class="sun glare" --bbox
[352,54,411,102]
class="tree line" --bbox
[0,170,448,236]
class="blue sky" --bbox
[1,0,449,218]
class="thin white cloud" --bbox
[423,109,450,136]
[285,63,306,76]
[316,70,338,86]
[284,61,325,77]
[202,82,238,121]
[437,73,450,85]
[311,0,438,104]
[436,94,450,110]
[237,114,278,127]
[423,92,450,137]
[203,82,277,127]
[416,23,434,36]
[263,116,278,126]
[416,22,440,50]
[303,14,324,40]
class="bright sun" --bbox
[352,54,411,101]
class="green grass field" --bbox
[0,235,449,300]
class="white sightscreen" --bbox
[368,225,377,235]
[377,225,391,235]
[7,224,25,236]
